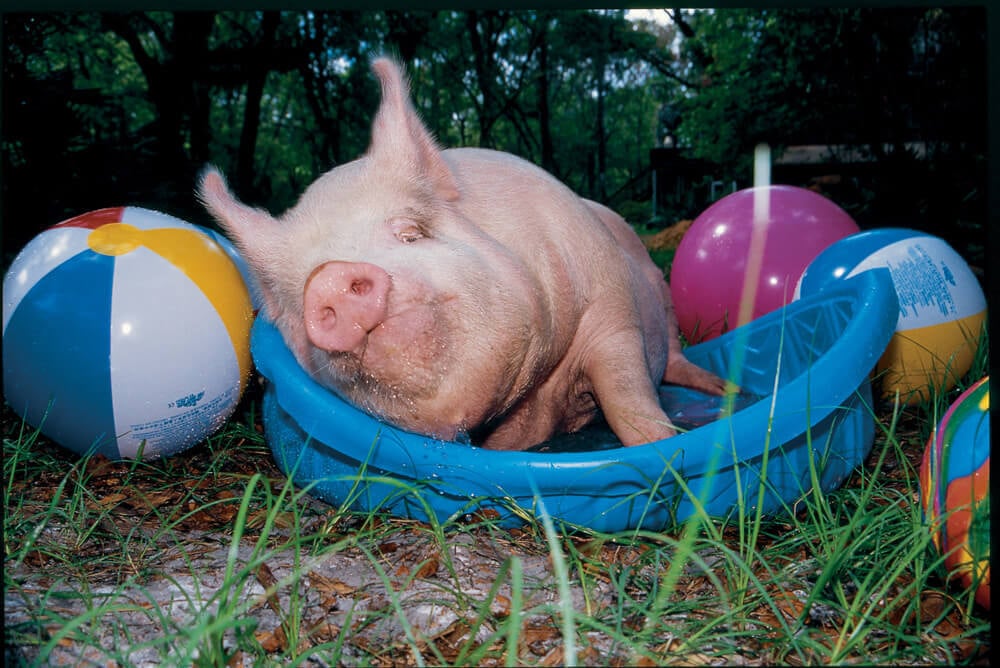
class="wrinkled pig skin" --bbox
[200,57,726,451]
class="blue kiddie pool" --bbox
[253,270,899,531]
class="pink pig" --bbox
[200,57,726,450]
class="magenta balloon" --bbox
[671,186,859,342]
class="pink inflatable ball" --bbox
[670,185,860,342]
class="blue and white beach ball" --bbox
[3,207,254,460]
[795,228,986,403]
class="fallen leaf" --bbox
[254,563,283,617]
[772,589,806,621]
[81,455,118,479]
[491,593,511,617]
[522,620,559,656]
[308,571,356,596]
[379,540,401,555]
[23,550,49,568]
[89,492,128,510]
[304,620,341,644]
[245,508,296,529]
[254,626,286,653]
[539,645,564,666]
[413,557,439,579]
[128,490,179,512]
[226,649,248,667]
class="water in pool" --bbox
[527,386,763,453]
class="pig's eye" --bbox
[390,218,427,243]
[398,227,424,243]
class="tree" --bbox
[651,7,986,263]
[102,12,217,181]
[2,8,984,266]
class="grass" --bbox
[3,334,991,666]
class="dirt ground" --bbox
[3,365,990,666]
[3,444,734,666]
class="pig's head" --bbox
[199,57,549,441]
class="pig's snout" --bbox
[303,261,391,353]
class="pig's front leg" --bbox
[585,334,678,446]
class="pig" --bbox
[199,57,727,451]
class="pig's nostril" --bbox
[304,261,390,352]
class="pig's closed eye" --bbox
[390,218,426,243]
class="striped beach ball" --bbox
[920,376,990,610]
[3,207,254,460]
[795,229,986,403]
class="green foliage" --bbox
[2,8,986,271]
[670,7,987,265]
[2,9,670,241]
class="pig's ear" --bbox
[198,167,276,257]
[198,167,283,315]
[368,57,460,202]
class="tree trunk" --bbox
[467,10,503,147]
[537,20,556,175]
[237,11,281,195]
[593,52,608,201]
[104,12,216,184]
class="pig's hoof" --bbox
[664,359,732,396]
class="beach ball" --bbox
[671,185,858,342]
[796,229,986,403]
[919,376,990,610]
[3,207,254,460]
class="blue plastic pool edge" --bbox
[253,269,899,531]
